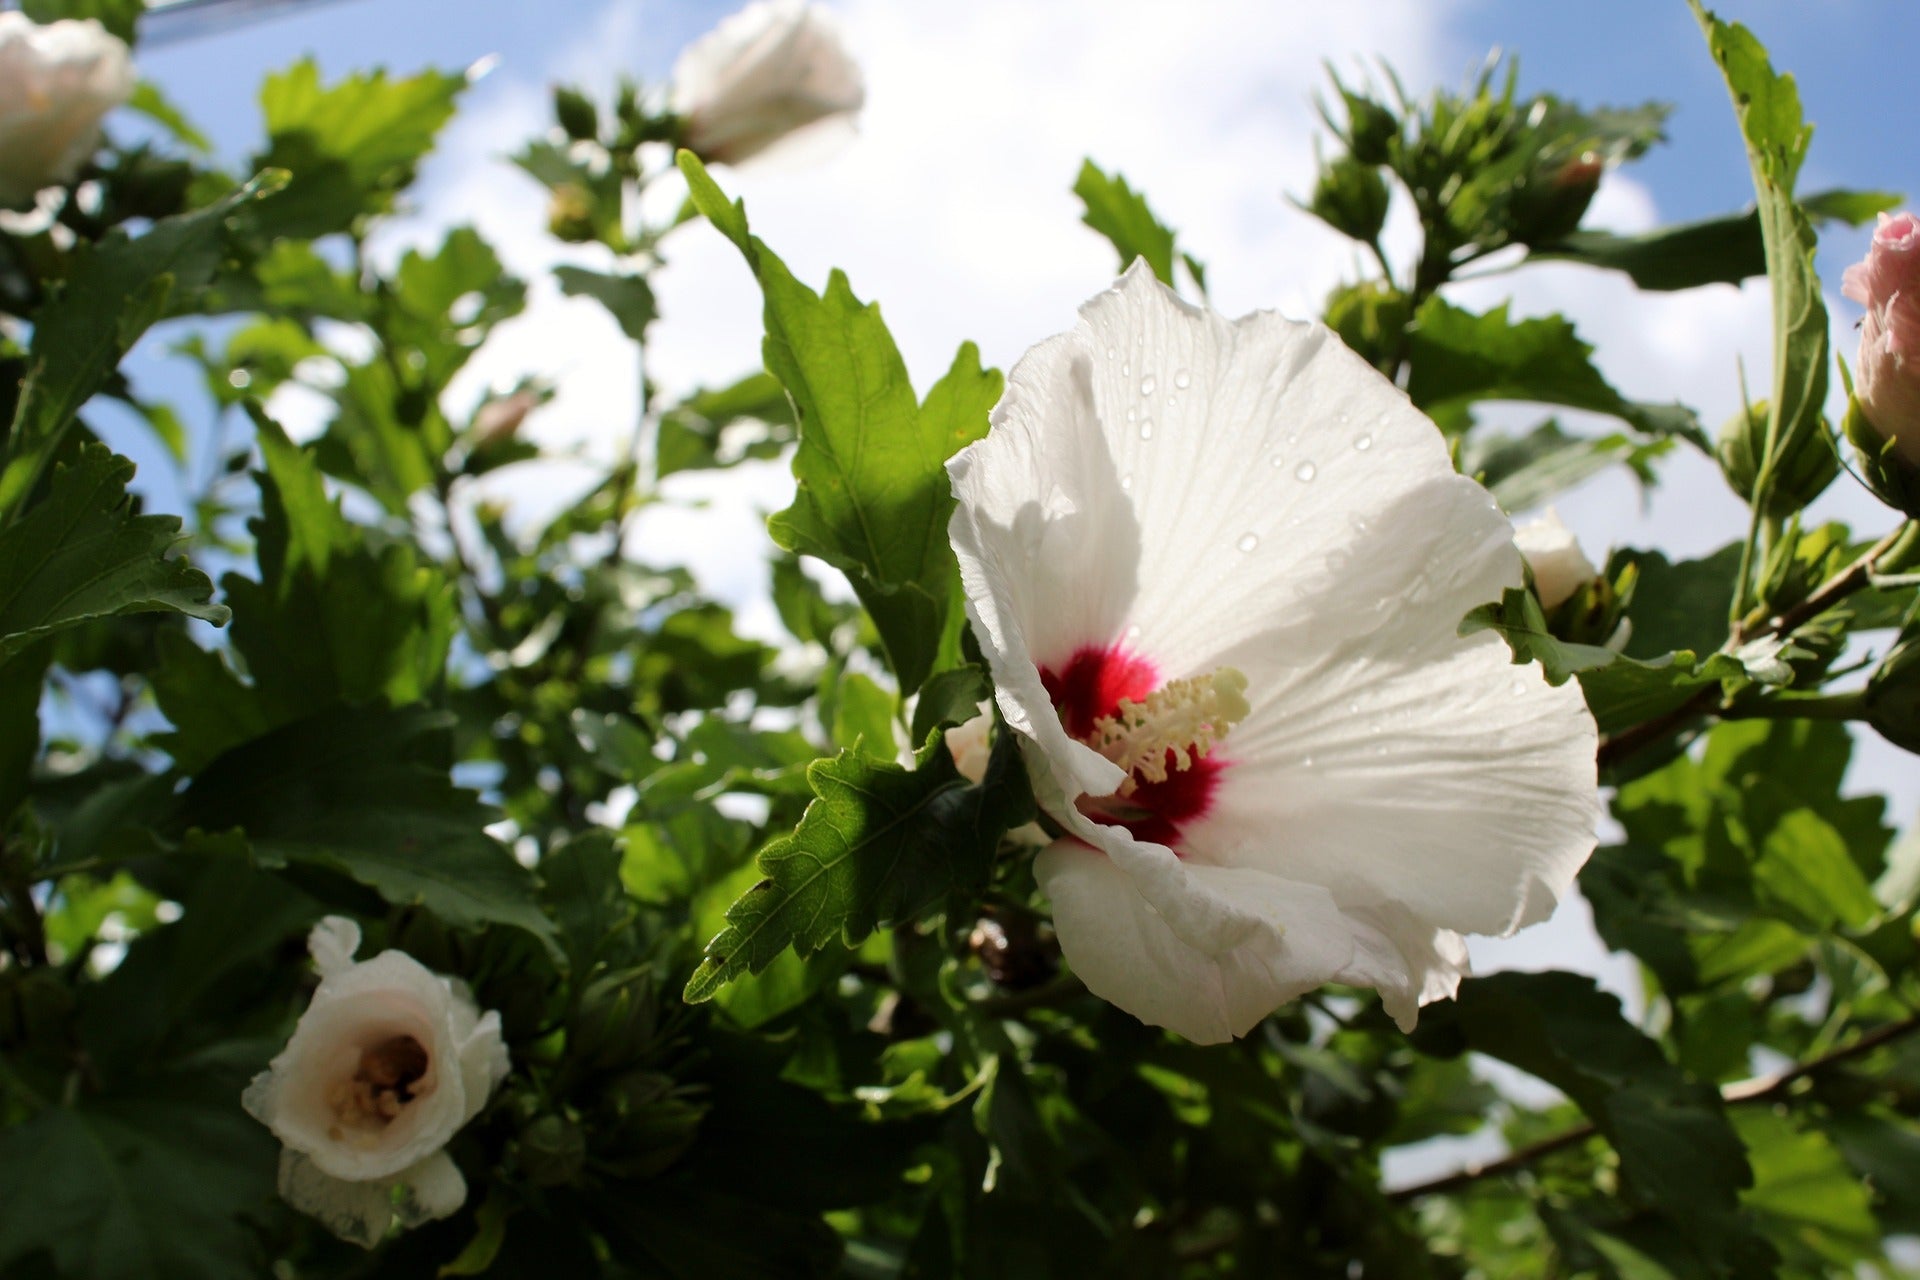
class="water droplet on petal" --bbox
[1236,532,1260,552]
[1269,452,1286,468]
[1174,369,1192,389]
[1106,346,1116,359]
[1510,680,1528,697]
[1121,473,1133,491]
[1140,374,1157,396]
[1121,361,1131,377]
[1139,418,1154,440]
[1126,406,1137,422]
[1294,460,1317,482]
[1337,412,1350,425]
[1286,431,1299,445]
[1354,433,1373,451]
[1125,624,1141,642]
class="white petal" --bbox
[277,1150,393,1250]
[1037,841,1356,1043]
[392,1150,467,1229]
[308,915,362,976]
[1194,628,1598,937]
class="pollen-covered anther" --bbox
[1089,668,1250,791]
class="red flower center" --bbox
[1039,644,1228,850]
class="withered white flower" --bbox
[0,13,134,209]
[243,917,509,1248]
[947,263,1598,1044]
[670,0,864,168]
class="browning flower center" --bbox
[328,1034,432,1137]
[1041,645,1246,849]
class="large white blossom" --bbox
[0,13,134,209]
[242,917,510,1248]
[947,262,1598,1044]
[670,0,864,168]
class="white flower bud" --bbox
[1513,507,1598,609]
[242,917,509,1248]
[944,708,993,784]
[671,0,864,168]
[0,14,134,209]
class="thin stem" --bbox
[1386,1011,1920,1202]
[973,973,1087,1018]
[1721,690,1869,722]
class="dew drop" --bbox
[1236,532,1260,553]
[1269,452,1286,468]
[1106,346,1116,359]
[1510,680,1528,697]
[1294,460,1317,482]
[1138,418,1154,440]
[1348,701,1361,715]
[1125,624,1142,642]
[1174,369,1192,389]
[1120,472,1133,491]
[1354,433,1373,452]
[1121,361,1131,377]
[1126,406,1137,423]
[1140,374,1157,397]
[1286,431,1299,445]
[1337,412,1350,426]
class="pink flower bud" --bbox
[1842,211,1920,465]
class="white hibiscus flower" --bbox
[946,262,1598,1044]
[670,0,864,168]
[0,13,134,209]
[243,917,510,1248]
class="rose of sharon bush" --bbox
[947,263,1598,1043]
[1843,211,1920,466]
[243,917,510,1248]
[671,0,864,167]
[1514,507,1597,609]
[0,13,134,208]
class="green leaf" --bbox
[153,414,455,769]
[1752,809,1880,931]
[1612,544,1742,660]
[1735,1110,1882,1271]
[1074,159,1181,286]
[0,176,279,516]
[251,60,466,238]
[1691,4,1828,535]
[1463,420,1670,512]
[1416,971,1770,1271]
[170,704,555,943]
[20,0,142,42]
[678,152,1001,692]
[555,265,658,343]
[0,445,226,664]
[0,1068,277,1280]
[1528,188,1897,290]
[126,82,212,153]
[910,663,990,745]
[1460,587,1742,734]
[658,371,797,478]
[1407,297,1702,446]
[685,733,1034,1001]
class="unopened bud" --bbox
[1513,508,1597,609]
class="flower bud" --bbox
[1867,630,1920,754]
[943,709,992,784]
[1511,149,1605,246]
[471,389,540,446]
[0,14,134,209]
[1842,212,1920,468]
[1307,154,1390,246]
[1336,87,1398,167]
[1513,508,1597,609]
[1716,398,1839,519]
[547,183,596,243]
[1323,280,1412,372]
[670,0,865,168]
[553,85,599,144]
[242,917,509,1248]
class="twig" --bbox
[1386,1011,1920,1202]
[1596,520,1915,770]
